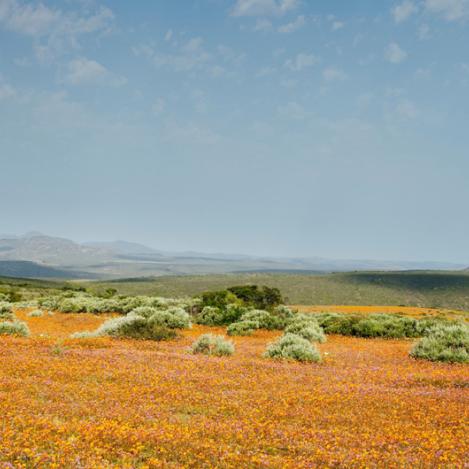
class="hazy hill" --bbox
[0,261,97,279]
[0,232,466,279]
[0,233,111,266]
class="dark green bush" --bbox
[0,302,14,321]
[227,285,283,310]
[314,312,435,339]
[195,304,247,326]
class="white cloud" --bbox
[253,18,273,31]
[418,23,431,39]
[385,42,408,64]
[285,52,319,71]
[277,101,307,119]
[396,99,419,119]
[152,98,165,116]
[64,58,126,87]
[323,67,347,82]
[278,14,305,33]
[392,1,418,23]
[424,0,469,21]
[164,29,173,41]
[162,120,220,145]
[0,1,114,60]
[332,20,344,31]
[149,37,212,72]
[0,80,15,100]
[231,0,299,17]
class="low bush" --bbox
[239,310,284,330]
[27,309,44,318]
[285,318,326,343]
[264,333,321,362]
[410,324,469,363]
[191,334,235,356]
[0,320,30,337]
[314,312,439,339]
[74,307,191,341]
[0,302,14,320]
[227,320,259,336]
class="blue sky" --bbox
[1,0,468,262]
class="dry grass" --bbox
[0,308,467,468]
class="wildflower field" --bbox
[1,307,468,468]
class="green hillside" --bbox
[88,271,469,311]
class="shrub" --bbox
[199,290,239,310]
[0,320,30,337]
[96,315,177,341]
[240,309,284,330]
[195,304,247,326]
[27,309,44,318]
[410,324,469,363]
[195,306,224,326]
[191,334,235,356]
[264,333,321,362]
[79,306,191,341]
[315,313,423,339]
[227,285,283,310]
[0,302,14,320]
[227,320,259,336]
[146,308,191,330]
[285,319,326,343]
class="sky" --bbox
[0,0,468,262]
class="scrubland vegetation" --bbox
[0,280,467,467]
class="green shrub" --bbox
[285,319,326,343]
[195,304,247,326]
[96,315,177,341]
[191,334,235,356]
[239,310,283,330]
[264,333,321,362]
[27,309,44,318]
[145,308,191,329]
[315,313,424,339]
[227,320,259,336]
[78,306,191,341]
[410,324,469,363]
[0,302,14,320]
[199,290,239,310]
[227,285,283,310]
[195,306,224,326]
[0,320,30,337]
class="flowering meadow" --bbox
[0,308,468,468]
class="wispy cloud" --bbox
[278,15,305,33]
[385,42,408,64]
[285,52,319,71]
[231,0,299,17]
[323,67,347,82]
[64,58,126,87]
[424,0,469,21]
[0,0,114,61]
[392,1,418,23]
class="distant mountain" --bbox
[84,240,161,256]
[0,234,112,266]
[0,260,97,279]
[0,232,465,280]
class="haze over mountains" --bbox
[0,232,465,280]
